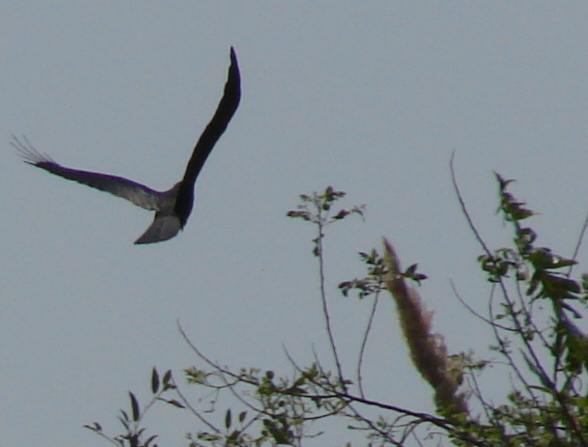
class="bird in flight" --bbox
[12,47,241,245]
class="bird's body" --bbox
[12,47,241,244]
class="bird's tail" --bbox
[134,213,182,245]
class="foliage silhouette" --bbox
[88,176,588,446]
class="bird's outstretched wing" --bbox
[11,135,162,211]
[13,47,241,245]
[174,46,241,226]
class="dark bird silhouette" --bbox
[12,47,241,245]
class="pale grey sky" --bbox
[2,2,588,446]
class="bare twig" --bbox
[568,207,588,277]
[315,218,345,387]
[450,152,493,257]
[357,291,380,398]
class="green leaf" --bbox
[151,367,159,394]
[494,171,514,190]
[528,248,576,270]
[83,422,102,432]
[118,413,130,431]
[129,392,140,422]
[144,435,158,447]
[225,408,232,429]
[162,370,172,388]
[405,264,418,275]
[286,210,311,220]
[164,399,185,409]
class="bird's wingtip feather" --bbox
[10,134,55,165]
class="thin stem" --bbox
[357,291,380,398]
[568,207,588,277]
[91,430,123,447]
[316,217,345,387]
[450,279,512,331]
[450,152,493,257]
[171,380,222,434]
